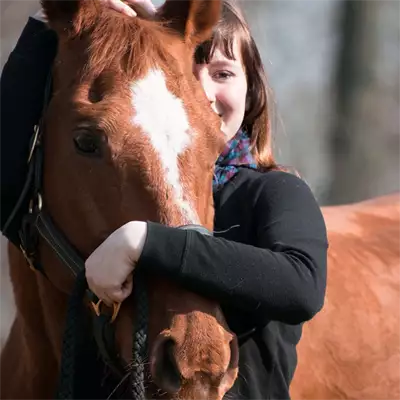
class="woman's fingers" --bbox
[125,0,157,18]
[98,291,114,307]
[37,0,157,21]
[107,275,133,303]
[103,0,137,17]
[90,276,133,305]
[101,0,157,18]
[121,274,133,297]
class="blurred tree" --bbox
[328,0,400,204]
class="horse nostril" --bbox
[151,336,182,394]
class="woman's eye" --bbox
[73,130,106,158]
[213,71,234,81]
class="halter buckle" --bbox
[91,299,121,323]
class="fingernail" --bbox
[127,8,137,17]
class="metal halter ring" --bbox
[29,193,43,214]
[91,299,121,323]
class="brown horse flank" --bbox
[0,0,239,399]
[292,193,400,399]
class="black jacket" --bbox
[0,17,328,399]
[1,18,57,243]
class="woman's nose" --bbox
[204,86,216,104]
[199,75,216,104]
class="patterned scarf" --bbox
[213,129,258,190]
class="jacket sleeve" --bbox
[0,17,57,245]
[137,171,328,327]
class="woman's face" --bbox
[193,37,248,141]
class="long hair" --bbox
[194,0,277,171]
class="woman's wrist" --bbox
[125,220,148,263]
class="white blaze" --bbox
[130,68,199,224]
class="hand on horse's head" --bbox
[101,0,157,18]
[34,0,157,21]
[85,221,148,306]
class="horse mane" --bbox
[76,6,175,80]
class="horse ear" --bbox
[158,0,222,46]
[40,0,93,36]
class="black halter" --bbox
[3,74,213,399]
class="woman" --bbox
[0,0,328,398]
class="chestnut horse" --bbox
[0,0,239,399]
[291,193,400,399]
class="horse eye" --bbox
[73,130,106,158]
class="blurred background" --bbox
[1,0,399,344]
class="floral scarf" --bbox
[213,129,258,190]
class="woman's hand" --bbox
[99,0,157,17]
[85,221,148,305]
[33,0,157,22]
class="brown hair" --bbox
[194,0,277,171]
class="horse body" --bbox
[291,193,400,399]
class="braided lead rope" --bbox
[56,270,88,399]
[131,271,149,399]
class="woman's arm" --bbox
[0,16,57,245]
[138,171,328,326]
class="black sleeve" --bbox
[138,171,328,326]
[0,18,57,245]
